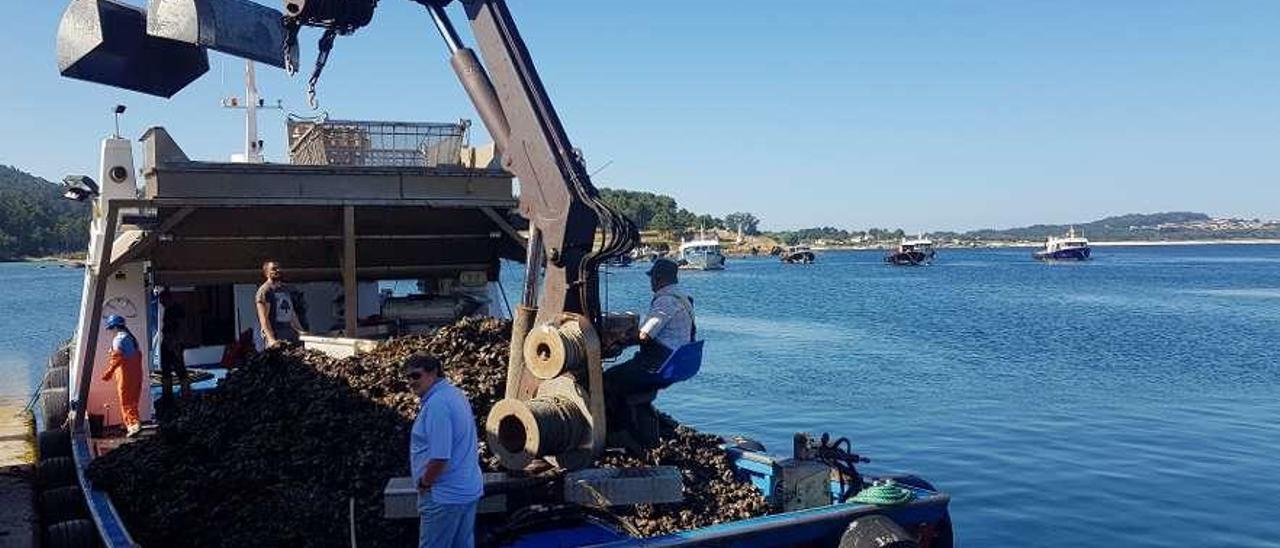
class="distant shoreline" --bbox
[4,255,85,266]
[1090,239,1280,247]
[806,239,1280,251]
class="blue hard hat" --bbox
[104,315,126,329]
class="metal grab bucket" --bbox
[146,0,288,68]
[57,0,209,97]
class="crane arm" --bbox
[286,0,638,470]
[59,0,639,473]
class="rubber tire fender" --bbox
[38,428,72,459]
[37,456,77,489]
[40,486,90,524]
[882,475,954,548]
[839,514,919,548]
[45,366,69,389]
[41,388,70,431]
[49,341,73,369]
[45,519,102,548]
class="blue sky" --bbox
[2,1,1277,232]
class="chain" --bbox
[283,18,301,75]
[306,28,338,109]
[281,0,380,108]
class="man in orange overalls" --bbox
[101,314,143,437]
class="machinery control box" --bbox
[775,459,833,512]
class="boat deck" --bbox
[119,127,524,286]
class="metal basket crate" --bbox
[287,118,469,167]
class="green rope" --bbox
[850,480,916,506]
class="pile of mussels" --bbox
[87,317,767,546]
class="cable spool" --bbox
[523,323,587,380]
[487,396,588,471]
[527,398,588,453]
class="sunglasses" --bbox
[406,372,424,381]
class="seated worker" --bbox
[603,257,696,450]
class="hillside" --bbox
[0,165,90,260]
[767,211,1280,247]
[949,212,1280,242]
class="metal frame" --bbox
[72,177,519,421]
[402,0,643,472]
[72,199,122,431]
[287,118,469,168]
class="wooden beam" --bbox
[152,263,494,285]
[481,206,527,247]
[343,206,358,337]
[111,198,518,209]
[106,206,195,273]
[166,233,495,242]
[144,197,516,208]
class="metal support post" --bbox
[342,206,358,337]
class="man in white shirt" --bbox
[636,259,695,352]
[603,258,696,451]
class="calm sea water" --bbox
[4,245,1279,546]
[0,262,83,398]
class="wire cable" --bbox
[495,279,513,319]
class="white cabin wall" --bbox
[84,261,152,427]
[234,281,382,349]
[72,136,150,426]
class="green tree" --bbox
[649,208,676,231]
[723,212,760,235]
[694,214,722,230]
[599,188,682,231]
[0,165,90,260]
[673,209,698,231]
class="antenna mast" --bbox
[222,61,282,163]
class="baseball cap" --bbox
[646,257,679,278]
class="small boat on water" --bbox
[604,254,633,267]
[630,246,659,263]
[1033,227,1091,261]
[885,237,936,266]
[781,245,816,264]
[678,238,726,270]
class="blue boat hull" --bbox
[1034,247,1091,261]
[507,443,953,548]
[511,480,952,547]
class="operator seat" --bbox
[615,340,705,452]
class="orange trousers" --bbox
[105,350,142,428]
